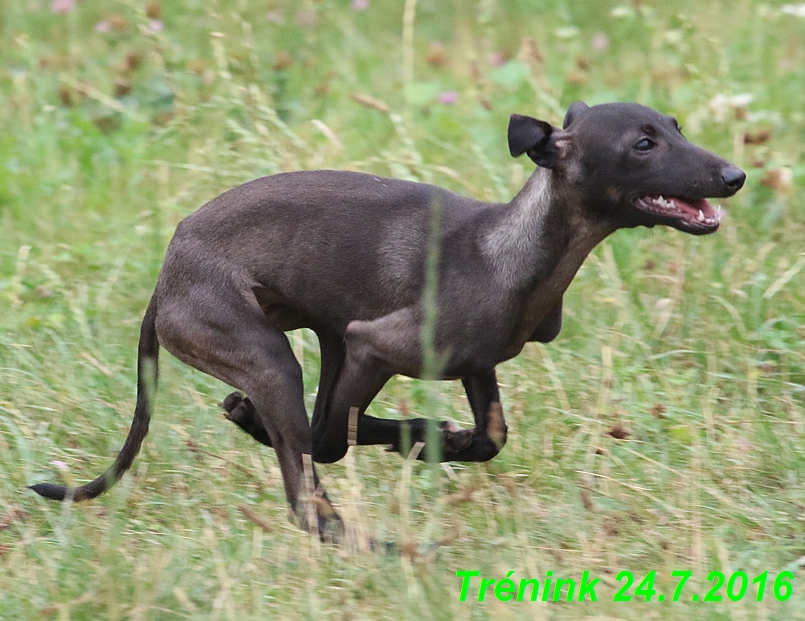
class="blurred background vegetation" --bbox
[1,0,804,619]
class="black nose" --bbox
[722,165,746,193]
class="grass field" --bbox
[1,0,805,619]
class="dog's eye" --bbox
[634,138,656,152]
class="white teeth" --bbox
[653,195,677,210]
[643,196,721,227]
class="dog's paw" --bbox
[220,391,255,423]
[386,419,474,457]
[220,391,244,414]
[220,392,273,446]
[439,421,474,453]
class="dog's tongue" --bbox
[638,194,722,227]
[670,197,717,221]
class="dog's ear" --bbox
[563,101,589,129]
[508,114,560,168]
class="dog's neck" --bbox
[482,166,615,293]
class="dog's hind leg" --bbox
[221,392,272,446]
[221,331,346,449]
[157,285,341,540]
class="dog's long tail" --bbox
[29,295,160,502]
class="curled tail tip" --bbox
[29,477,108,502]
[28,482,68,501]
[30,299,157,506]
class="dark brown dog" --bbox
[31,102,745,539]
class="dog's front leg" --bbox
[362,370,507,463]
[453,371,508,461]
[309,307,471,463]
[223,308,505,464]
[309,318,398,464]
[314,308,499,462]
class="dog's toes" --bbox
[220,394,273,446]
[221,393,257,425]
[440,422,474,452]
[220,391,245,414]
[386,419,474,456]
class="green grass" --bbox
[1,0,805,619]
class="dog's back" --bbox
[166,170,501,328]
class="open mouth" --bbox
[633,195,722,233]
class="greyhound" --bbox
[30,101,745,540]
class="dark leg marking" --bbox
[221,392,273,447]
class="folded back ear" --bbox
[508,114,559,169]
[563,101,589,129]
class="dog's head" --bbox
[508,101,745,235]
